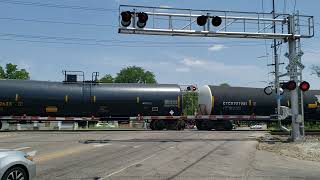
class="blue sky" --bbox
[0,0,319,88]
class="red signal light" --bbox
[186,86,197,91]
[121,11,132,27]
[281,80,297,91]
[197,15,208,26]
[286,80,297,91]
[211,16,222,26]
[299,81,310,91]
[137,12,148,28]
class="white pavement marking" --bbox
[14,147,31,151]
[133,145,141,148]
[93,144,112,148]
[99,154,156,180]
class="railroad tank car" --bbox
[0,80,184,130]
[197,85,320,130]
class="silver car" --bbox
[0,149,36,180]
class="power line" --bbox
[0,32,268,46]
[0,17,118,27]
[0,37,266,48]
[0,0,117,12]
[0,35,268,48]
[293,0,297,13]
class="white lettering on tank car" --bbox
[223,101,248,106]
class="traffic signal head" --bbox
[137,12,148,28]
[211,16,222,26]
[197,15,208,26]
[281,80,297,91]
[121,11,132,27]
[299,81,310,91]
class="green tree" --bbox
[114,66,157,83]
[100,74,114,83]
[183,92,198,115]
[0,63,30,80]
[219,83,231,87]
[0,66,5,78]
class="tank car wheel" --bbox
[199,120,212,130]
[149,120,156,130]
[196,120,205,130]
[225,121,233,131]
[176,120,185,130]
[154,120,165,130]
[0,121,2,130]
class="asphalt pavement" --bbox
[0,130,320,180]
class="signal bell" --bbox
[121,11,132,27]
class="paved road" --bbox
[1,130,320,180]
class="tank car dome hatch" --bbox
[198,85,212,115]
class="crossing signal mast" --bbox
[118,5,314,142]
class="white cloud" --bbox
[159,5,172,9]
[176,56,267,86]
[208,44,226,52]
[181,58,206,66]
[176,67,190,72]
[303,50,320,64]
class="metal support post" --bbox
[288,15,302,141]
[272,0,282,130]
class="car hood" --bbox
[0,149,25,158]
[0,149,13,152]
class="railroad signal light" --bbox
[137,12,148,28]
[299,81,310,91]
[197,15,208,26]
[186,85,197,91]
[263,86,273,95]
[211,16,222,26]
[281,80,297,91]
[121,11,132,27]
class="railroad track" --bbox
[270,130,320,135]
